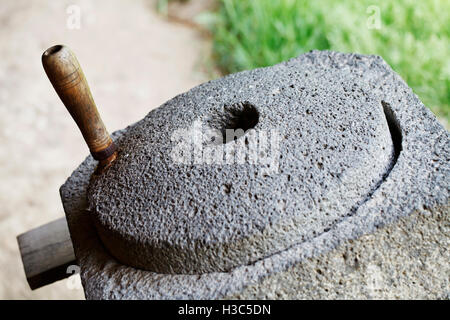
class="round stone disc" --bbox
[88,51,396,274]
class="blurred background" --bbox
[0,0,448,299]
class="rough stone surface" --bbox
[228,207,449,299]
[87,50,397,274]
[60,51,449,299]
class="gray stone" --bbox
[228,206,449,299]
[60,51,449,299]
[87,50,397,274]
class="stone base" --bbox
[229,207,449,299]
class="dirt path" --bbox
[0,0,210,299]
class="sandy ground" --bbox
[0,0,210,299]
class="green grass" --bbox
[207,0,450,120]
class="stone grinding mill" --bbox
[17,45,449,299]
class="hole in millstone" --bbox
[381,101,402,161]
[206,102,259,144]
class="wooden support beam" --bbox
[17,217,76,290]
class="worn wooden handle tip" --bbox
[42,45,117,165]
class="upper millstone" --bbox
[88,51,398,274]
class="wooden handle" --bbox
[42,45,117,165]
